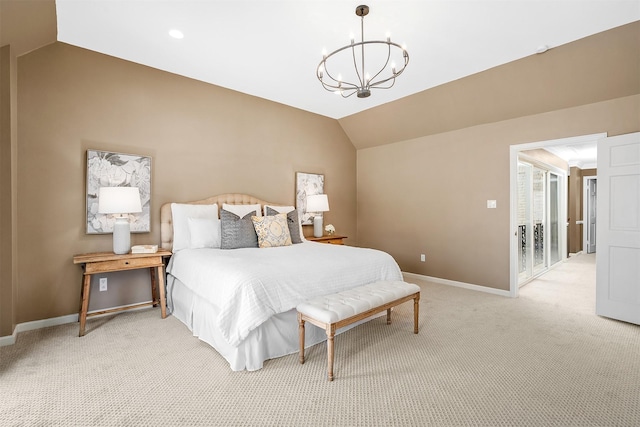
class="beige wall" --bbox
[354,21,639,291]
[340,21,640,149]
[0,44,18,336]
[1,0,58,337]
[357,95,639,290]
[2,10,639,336]
[14,42,356,324]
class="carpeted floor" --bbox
[1,253,638,426]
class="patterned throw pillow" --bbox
[265,206,302,244]
[220,209,259,249]
[252,213,292,248]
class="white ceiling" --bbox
[545,141,599,169]
[55,1,639,119]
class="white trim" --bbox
[509,132,606,299]
[402,272,512,298]
[0,302,156,346]
[0,314,78,347]
[0,328,18,346]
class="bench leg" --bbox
[386,308,392,324]
[414,294,420,334]
[326,324,336,381]
[298,313,305,364]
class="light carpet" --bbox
[1,253,638,426]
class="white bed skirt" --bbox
[167,273,375,371]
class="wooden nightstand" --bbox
[307,235,347,245]
[73,250,172,337]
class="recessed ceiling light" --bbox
[169,29,184,39]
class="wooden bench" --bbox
[296,280,420,381]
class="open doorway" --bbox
[509,133,604,297]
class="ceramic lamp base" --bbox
[313,215,323,238]
[112,216,131,255]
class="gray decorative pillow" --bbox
[220,209,259,249]
[266,207,302,244]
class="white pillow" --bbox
[188,217,221,249]
[222,203,261,218]
[171,203,218,252]
[263,205,306,242]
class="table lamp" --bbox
[98,187,142,254]
[306,194,330,238]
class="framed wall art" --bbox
[296,172,324,225]
[86,149,151,234]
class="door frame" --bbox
[509,132,606,297]
[583,175,598,253]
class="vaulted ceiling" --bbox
[2,0,638,158]
[53,0,640,119]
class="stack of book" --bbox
[131,244,158,254]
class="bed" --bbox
[160,193,403,371]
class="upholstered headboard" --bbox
[160,193,277,251]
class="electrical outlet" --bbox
[420,254,426,262]
[99,277,108,292]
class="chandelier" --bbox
[317,5,409,98]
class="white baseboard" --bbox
[0,328,18,346]
[0,279,509,347]
[0,313,79,347]
[402,272,512,298]
[0,302,157,346]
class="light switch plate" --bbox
[487,200,497,209]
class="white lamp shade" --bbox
[98,187,142,214]
[306,194,330,212]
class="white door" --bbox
[586,178,597,253]
[596,132,640,325]
[517,162,548,285]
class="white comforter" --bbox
[167,242,402,347]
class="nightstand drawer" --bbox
[307,235,347,245]
[323,238,344,245]
[84,256,163,274]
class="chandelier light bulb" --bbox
[316,4,410,99]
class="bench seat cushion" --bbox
[296,280,420,324]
